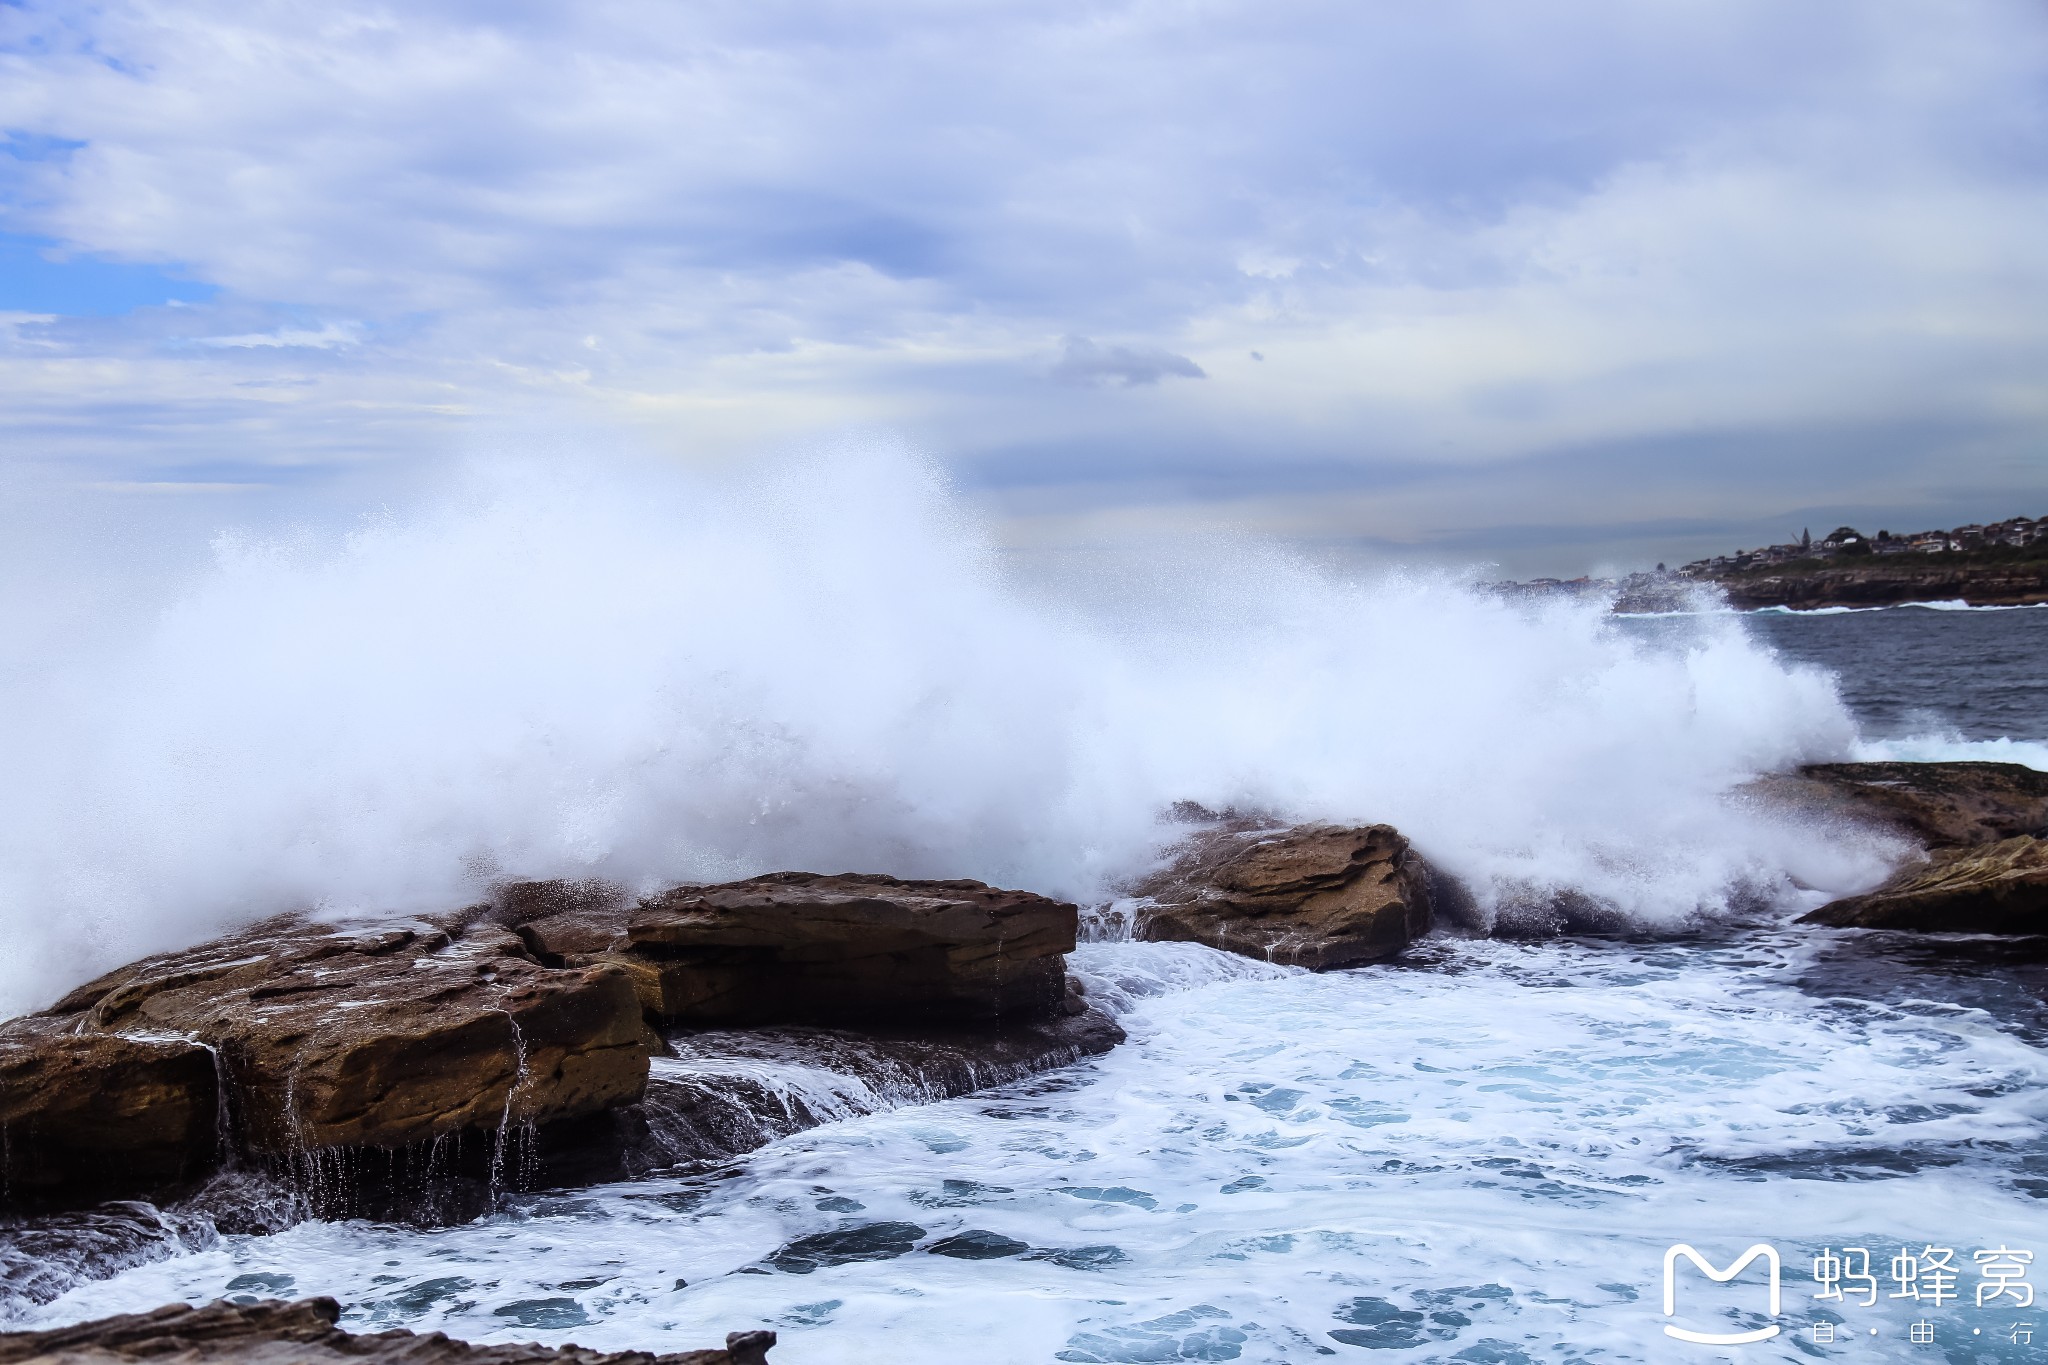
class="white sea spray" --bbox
[0,446,1882,1017]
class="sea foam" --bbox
[0,446,1888,1017]
[20,933,2046,1357]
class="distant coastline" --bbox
[1494,513,2048,611]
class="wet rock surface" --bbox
[1761,761,2048,935]
[2,913,651,1209]
[0,1028,222,1205]
[1764,761,2048,849]
[1,874,1095,1217]
[0,1297,772,1365]
[567,1007,1125,1182]
[1130,821,1432,969]
[1799,835,2048,934]
[0,1205,215,1322]
[506,872,1077,1025]
[0,1007,1125,1316]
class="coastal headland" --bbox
[1689,544,2048,610]
[1496,513,2048,611]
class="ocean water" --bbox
[17,932,2047,1363]
[1745,603,2048,746]
[5,462,2047,1362]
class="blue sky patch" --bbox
[0,233,217,316]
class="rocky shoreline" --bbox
[0,873,1116,1218]
[0,820,1452,1222]
[1699,554,2048,610]
[0,1297,774,1365]
[4,762,2046,1358]
[1498,547,2048,612]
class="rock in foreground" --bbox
[0,1008,1125,1315]
[1798,835,2048,934]
[1131,822,1432,969]
[1,873,1092,1214]
[8,912,652,1185]
[0,1297,772,1365]
[0,1027,222,1205]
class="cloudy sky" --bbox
[3,0,2045,574]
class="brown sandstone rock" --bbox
[2,871,1088,1213]
[1798,834,2048,934]
[1758,761,2048,849]
[0,1297,772,1365]
[1131,822,1431,968]
[0,1025,221,1203]
[507,872,1076,1025]
[4,913,652,1182]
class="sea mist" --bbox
[0,445,1891,1017]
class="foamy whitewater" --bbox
[14,936,2048,1362]
[6,449,2045,1363]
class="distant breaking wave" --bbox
[1855,734,2048,770]
[1618,600,2048,618]
[0,444,1892,1017]
[1748,599,2048,615]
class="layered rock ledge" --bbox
[1799,836,2048,934]
[0,874,1110,1216]
[2,913,652,1210]
[1129,821,1434,969]
[1769,761,2048,934]
[1761,760,2048,849]
[0,1297,772,1365]
[504,872,1075,1024]
[1704,556,2048,610]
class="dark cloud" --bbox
[1050,337,1205,387]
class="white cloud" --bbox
[199,322,364,350]
[0,0,2044,567]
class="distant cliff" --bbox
[1490,524,2048,613]
[1702,546,2048,609]
[1672,513,2048,609]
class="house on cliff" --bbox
[1986,517,2042,546]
